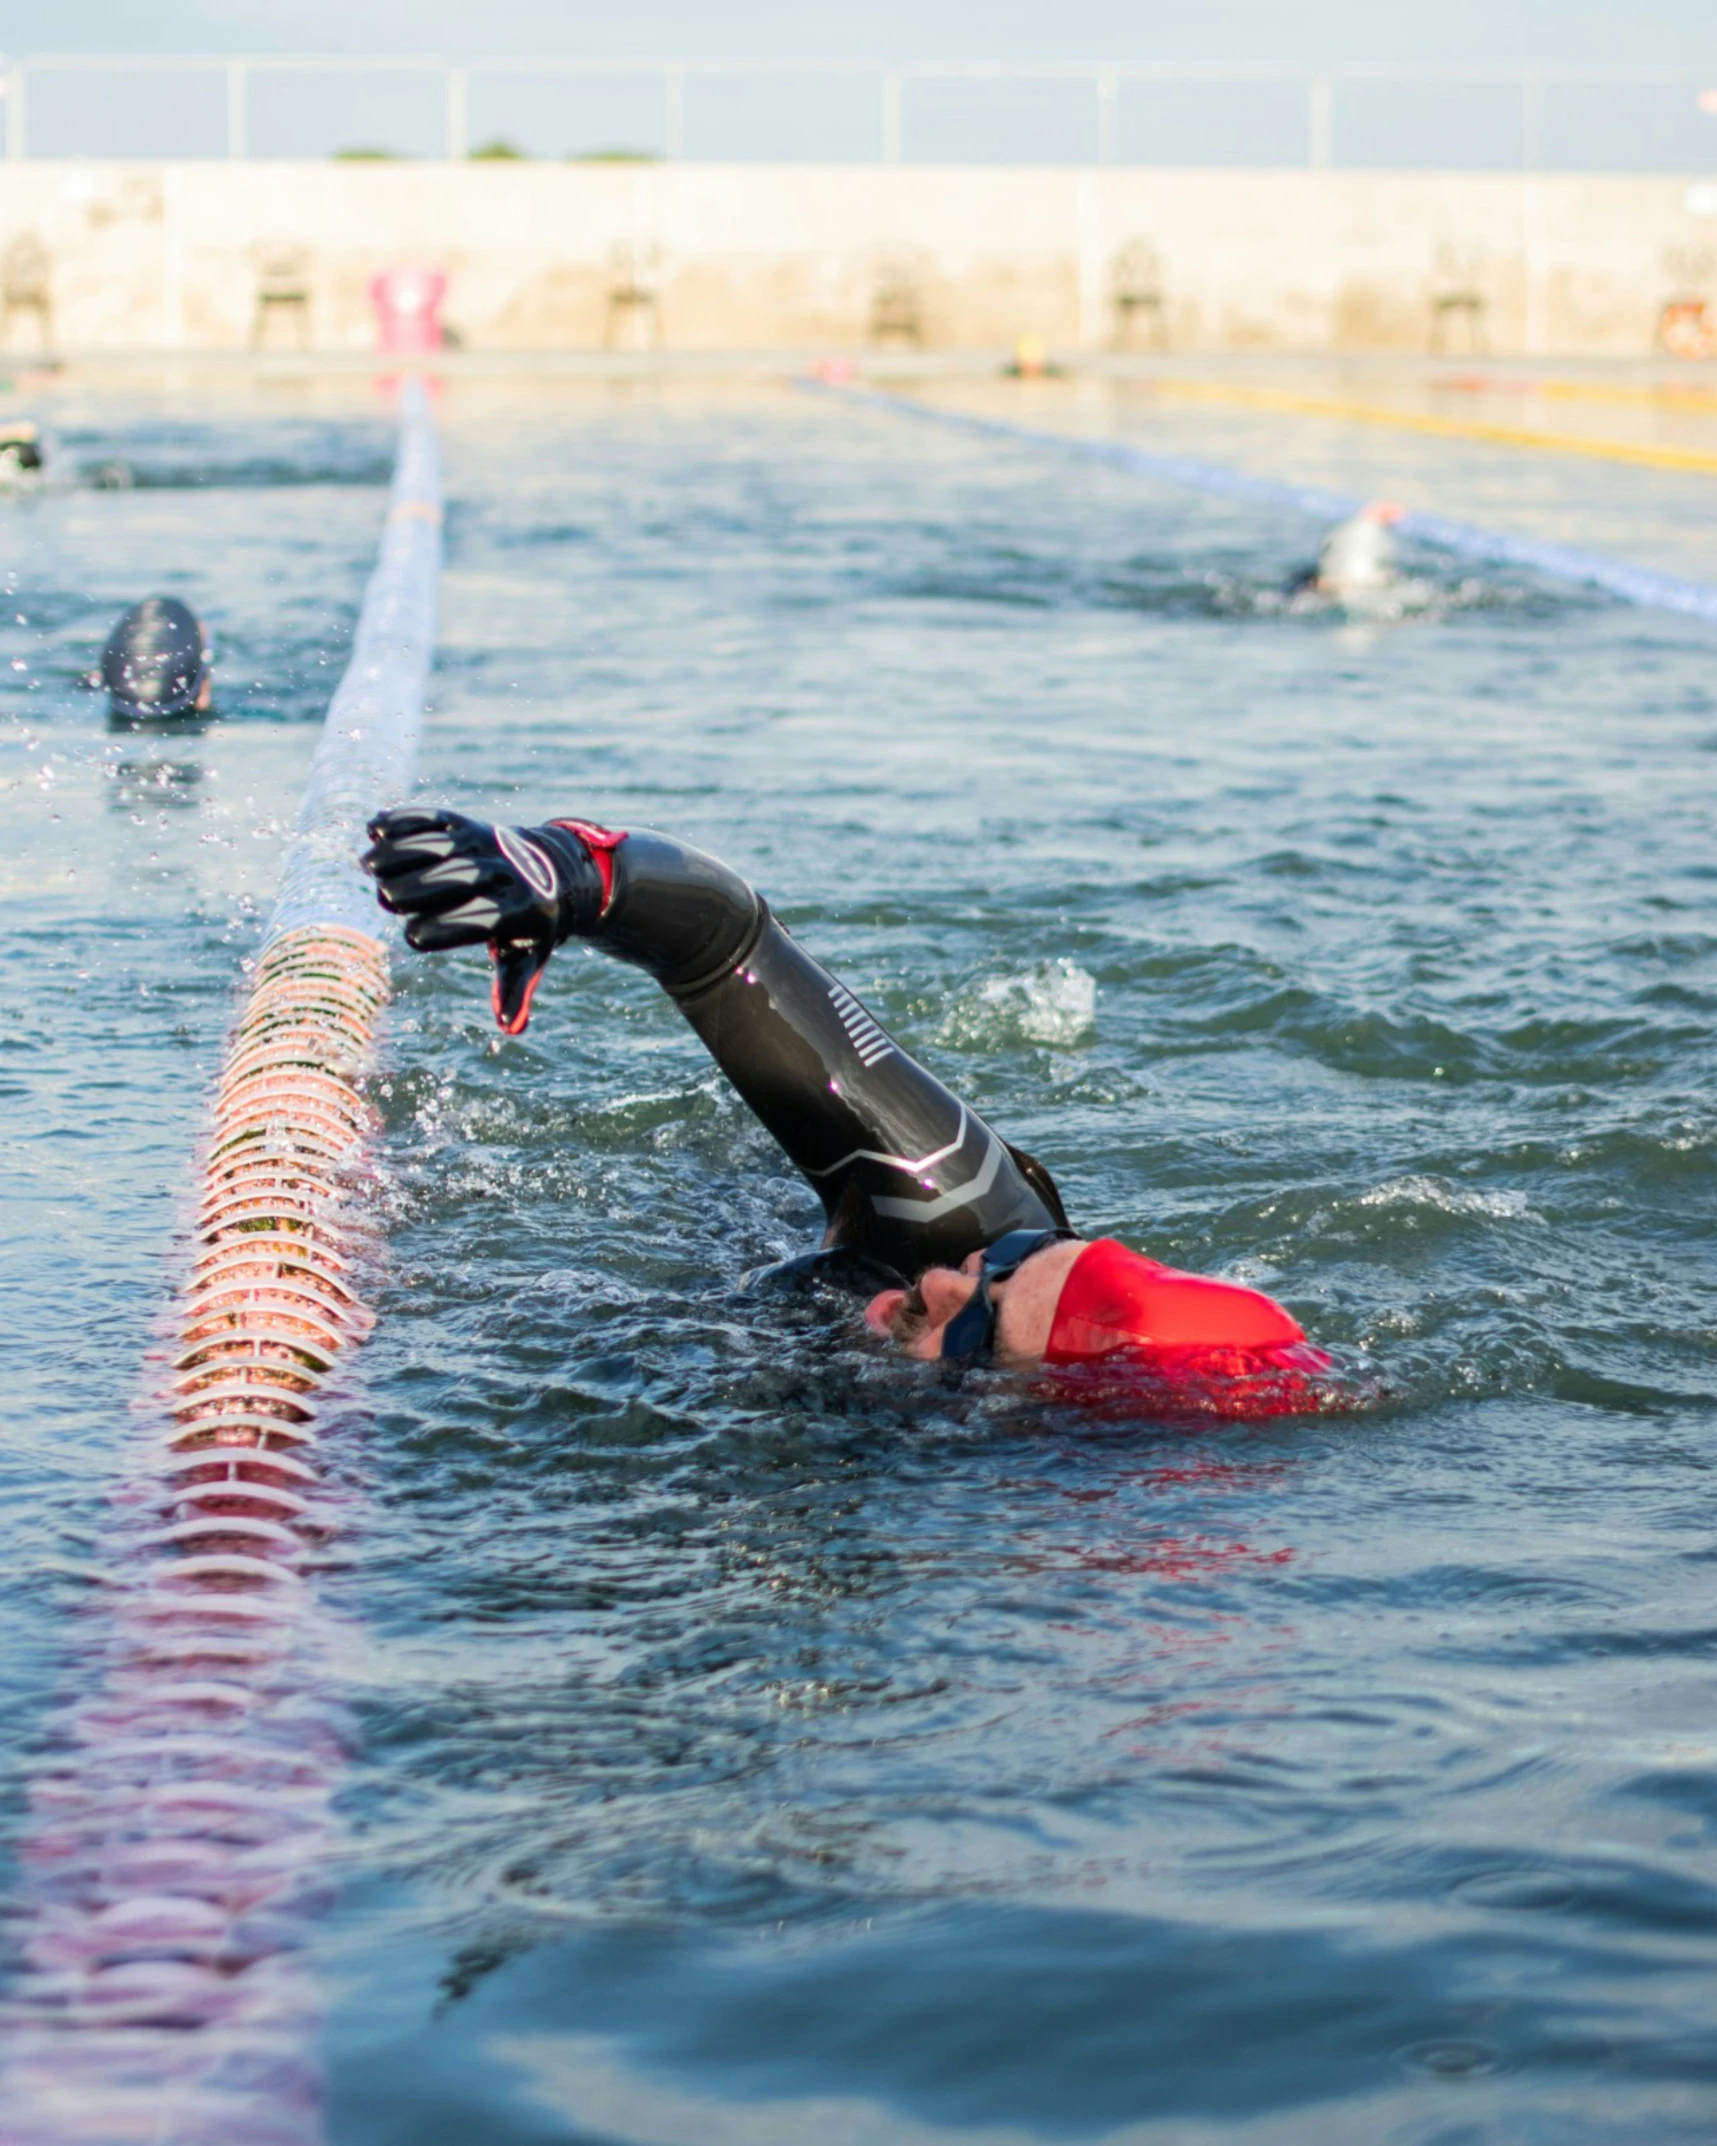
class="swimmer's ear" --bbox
[491,941,553,1036]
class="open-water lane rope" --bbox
[813,381,1717,626]
[0,379,439,2146]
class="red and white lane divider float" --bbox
[1,380,440,2145]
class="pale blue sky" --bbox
[6,2,1716,165]
[10,0,1717,64]
[8,0,1715,65]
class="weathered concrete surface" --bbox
[0,161,1712,356]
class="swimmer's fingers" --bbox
[402,906,503,953]
[365,803,468,850]
[361,805,490,888]
[372,852,512,919]
[388,854,554,963]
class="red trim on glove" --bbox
[549,819,627,914]
[490,948,547,1036]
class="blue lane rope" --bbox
[811,383,1717,627]
[266,376,441,945]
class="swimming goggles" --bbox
[938,1227,1078,1365]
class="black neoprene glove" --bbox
[361,806,603,1034]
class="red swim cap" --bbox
[1044,1240,1328,1414]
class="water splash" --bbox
[946,961,1098,1049]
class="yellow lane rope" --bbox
[1431,374,1717,414]
[1132,379,1717,478]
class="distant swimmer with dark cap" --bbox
[0,420,46,488]
[100,596,213,724]
[362,807,1336,1412]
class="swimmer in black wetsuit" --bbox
[362,807,1328,1398]
[0,420,45,486]
[100,597,213,725]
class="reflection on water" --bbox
[2,377,1717,2144]
[105,708,212,739]
[106,755,203,810]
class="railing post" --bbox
[664,67,685,159]
[445,66,469,160]
[1308,75,1333,170]
[1521,71,1548,354]
[881,70,904,163]
[1096,68,1118,166]
[6,62,25,161]
[1076,168,1104,349]
[226,58,247,159]
[1521,69,1544,171]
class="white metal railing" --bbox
[0,54,1713,167]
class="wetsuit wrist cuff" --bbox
[525,822,608,942]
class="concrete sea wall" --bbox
[0,161,1713,357]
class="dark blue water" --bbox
[4,378,1717,2144]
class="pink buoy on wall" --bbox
[369,266,447,354]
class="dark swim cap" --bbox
[101,596,211,720]
[0,421,43,471]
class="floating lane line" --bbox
[1133,378,1717,479]
[809,381,1717,626]
[0,380,439,2145]
[1432,373,1717,415]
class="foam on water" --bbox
[1356,1174,1539,1220]
[946,960,1099,1049]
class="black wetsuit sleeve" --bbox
[546,823,1067,1277]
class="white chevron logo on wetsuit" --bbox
[807,1106,969,1180]
[869,1127,1002,1222]
[827,980,893,1068]
[804,1106,1003,1223]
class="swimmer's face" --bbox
[864,1239,1084,1364]
[865,1255,987,1360]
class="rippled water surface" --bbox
[3,373,1717,2144]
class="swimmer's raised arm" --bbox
[364,808,1330,1397]
[362,806,1067,1276]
